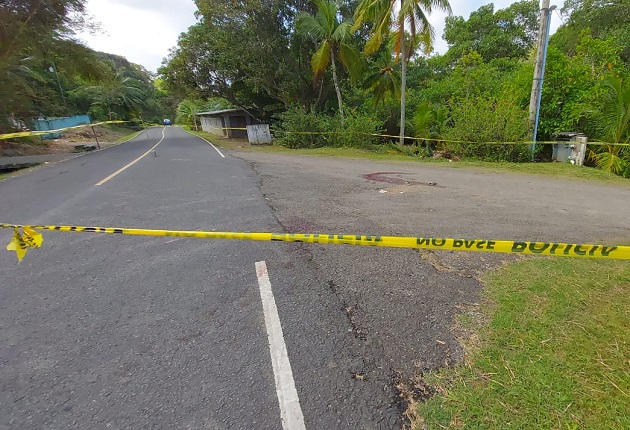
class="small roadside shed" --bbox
[196,108,259,138]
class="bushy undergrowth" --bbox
[442,96,534,162]
[273,106,384,149]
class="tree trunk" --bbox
[399,3,406,146]
[330,46,344,123]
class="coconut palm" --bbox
[586,76,630,175]
[81,69,146,120]
[296,0,363,122]
[362,40,400,105]
[176,99,201,128]
[353,0,451,145]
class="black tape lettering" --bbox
[69,226,77,231]
[363,235,383,243]
[475,240,486,249]
[529,242,550,254]
[464,240,475,248]
[549,243,560,254]
[563,244,573,255]
[416,238,430,245]
[453,239,463,248]
[601,246,617,256]
[432,238,446,247]
[574,245,587,256]
[112,229,123,234]
[512,242,527,252]
[589,245,598,256]
[487,240,496,249]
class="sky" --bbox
[77,0,566,73]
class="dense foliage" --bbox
[0,0,171,133]
[4,0,630,175]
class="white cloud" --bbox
[77,0,198,72]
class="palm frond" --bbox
[311,40,331,84]
[314,0,337,35]
[296,12,327,40]
[338,42,364,82]
[332,21,353,42]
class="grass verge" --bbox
[186,128,629,187]
[415,257,630,429]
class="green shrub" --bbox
[273,106,336,148]
[444,96,533,162]
[273,106,384,149]
[338,109,384,148]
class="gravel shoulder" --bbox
[230,150,630,413]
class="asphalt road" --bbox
[2,128,630,429]
[0,127,402,429]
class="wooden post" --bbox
[91,126,101,150]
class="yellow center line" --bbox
[95,127,166,186]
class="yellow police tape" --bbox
[0,121,129,140]
[283,131,630,147]
[2,223,629,262]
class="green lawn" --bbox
[415,258,630,429]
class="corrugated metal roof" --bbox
[196,108,245,116]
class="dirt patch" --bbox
[0,125,134,156]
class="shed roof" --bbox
[196,108,246,116]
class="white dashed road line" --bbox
[255,261,306,430]
[96,127,167,186]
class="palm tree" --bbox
[82,69,146,120]
[362,40,400,105]
[353,0,451,145]
[296,0,363,122]
[176,99,201,129]
[586,76,630,175]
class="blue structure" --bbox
[32,115,92,139]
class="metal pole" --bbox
[532,5,556,158]
[529,0,553,159]
[50,62,67,110]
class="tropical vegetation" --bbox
[2,0,630,177]
[0,0,173,134]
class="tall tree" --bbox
[353,0,451,145]
[296,0,363,121]
[163,0,319,118]
[443,1,538,62]
[0,0,87,132]
[0,0,85,67]
[78,68,146,120]
[363,49,400,105]
[555,0,630,64]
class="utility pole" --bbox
[529,0,556,158]
[49,62,67,111]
